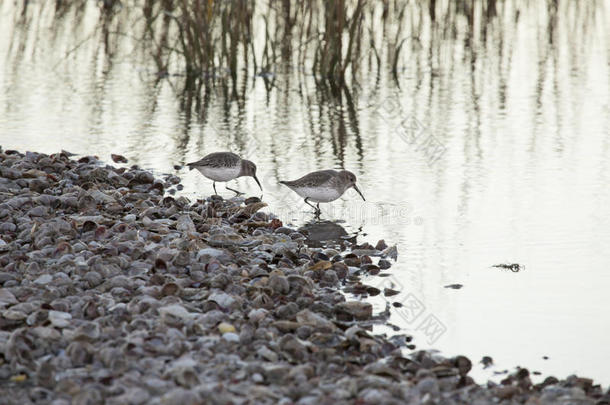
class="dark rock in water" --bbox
[111,154,128,163]
[381,245,398,260]
[375,239,388,251]
[361,264,380,275]
[378,259,392,269]
[366,286,381,296]
[343,253,360,267]
[538,376,559,389]
[492,263,524,272]
[481,356,493,368]
[331,254,342,263]
[334,301,373,321]
[453,355,472,377]
[244,196,261,205]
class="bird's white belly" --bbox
[197,166,241,182]
[293,187,342,203]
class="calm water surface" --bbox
[1,1,609,384]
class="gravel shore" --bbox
[0,148,607,404]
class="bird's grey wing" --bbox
[187,152,240,168]
[283,170,338,187]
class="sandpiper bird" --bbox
[187,152,262,195]
[279,169,365,215]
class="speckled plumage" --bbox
[186,152,261,195]
[280,169,365,214]
[187,152,241,169]
[279,170,339,189]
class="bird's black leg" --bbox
[213,182,218,195]
[304,197,321,216]
[226,185,244,195]
[304,197,316,210]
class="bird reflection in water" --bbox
[299,220,359,248]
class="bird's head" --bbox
[240,159,262,191]
[339,170,365,201]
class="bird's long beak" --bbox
[352,184,365,201]
[253,175,263,191]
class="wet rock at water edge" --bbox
[335,301,373,321]
[481,356,493,368]
[492,263,524,272]
[111,153,128,163]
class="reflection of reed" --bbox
[2,0,605,167]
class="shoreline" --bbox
[0,148,606,404]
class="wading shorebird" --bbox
[279,169,365,215]
[187,152,262,195]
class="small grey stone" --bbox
[34,274,53,285]
[124,214,137,222]
[417,377,440,396]
[27,206,48,217]
[222,332,240,342]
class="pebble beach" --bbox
[0,148,607,405]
